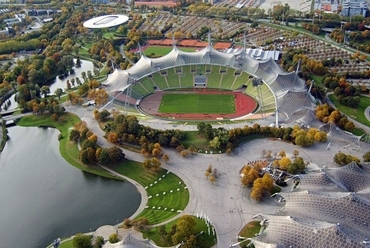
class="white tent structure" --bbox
[104,34,315,121]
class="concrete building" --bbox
[341,0,367,17]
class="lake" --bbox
[0,126,141,247]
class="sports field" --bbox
[158,93,235,114]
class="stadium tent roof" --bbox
[104,69,130,93]
[104,43,315,120]
[83,14,129,29]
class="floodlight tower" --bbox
[252,77,265,120]
[124,78,136,115]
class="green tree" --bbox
[72,233,92,248]
[108,233,119,243]
[69,129,80,142]
[93,236,104,248]
[364,151,370,162]
[98,148,111,165]
[54,88,63,100]
[171,215,196,245]
[209,136,221,149]
[288,157,306,174]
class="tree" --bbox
[171,215,196,245]
[279,157,291,170]
[54,88,63,100]
[288,157,306,174]
[364,151,370,162]
[93,236,104,248]
[250,178,264,201]
[108,233,119,243]
[72,233,92,248]
[209,136,221,149]
[292,149,299,158]
[98,148,111,165]
[40,85,50,98]
[69,129,80,142]
[162,154,170,164]
[278,150,286,158]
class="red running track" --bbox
[139,90,257,120]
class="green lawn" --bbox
[143,215,217,248]
[328,94,370,127]
[238,221,261,247]
[113,160,189,225]
[158,93,235,114]
[144,46,196,57]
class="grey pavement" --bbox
[69,104,365,248]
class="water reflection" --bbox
[0,126,141,247]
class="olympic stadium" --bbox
[104,36,316,125]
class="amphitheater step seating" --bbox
[166,68,180,89]
[206,65,221,88]
[231,71,249,90]
[131,82,151,96]
[179,66,194,88]
[130,89,144,100]
[138,77,156,94]
[151,71,169,90]
[245,82,258,97]
[219,67,236,89]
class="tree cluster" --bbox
[315,104,355,131]
[291,126,327,146]
[158,215,197,247]
[102,112,186,151]
[250,173,274,201]
[70,121,125,165]
[122,217,149,232]
[333,151,360,165]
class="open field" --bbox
[328,94,370,127]
[158,93,235,114]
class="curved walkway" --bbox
[63,104,366,248]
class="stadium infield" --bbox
[139,90,257,120]
[158,93,235,114]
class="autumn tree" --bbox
[162,154,170,164]
[241,166,259,187]
[278,157,292,170]
[171,215,197,245]
[250,178,264,201]
[142,157,162,172]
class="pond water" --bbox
[47,59,95,93]
[0,126,141,247]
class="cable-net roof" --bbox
[327,122,362,145]
[325,162,370,193]
[278,91,315,120]
[253,58,284,82]
[251,214,364,248]
[266,72,306,97]
[295,172,348,192]
[295,109,327,129]
[274,191,370,245]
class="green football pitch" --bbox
[158,93,235,114]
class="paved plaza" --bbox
[75,103,366,248]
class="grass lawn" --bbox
[16,113,119,179]
[238,221,261,247]
[114,160,189,225]
[144,46,196,57]
[143,215,217,248]
[328,94,370,127]
[182,131,211,151]
[158,93,235,114]
[0,123,7,152]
